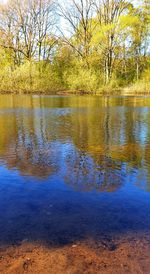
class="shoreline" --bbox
[0,89,149,96]
[1,235,150,274]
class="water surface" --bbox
[0,95,150,247]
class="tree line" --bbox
[0,0,149,93]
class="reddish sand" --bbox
[0,236,150,274]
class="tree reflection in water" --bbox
[0,95,150,191]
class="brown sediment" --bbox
[0,236,150,274]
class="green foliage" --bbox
[142,69,150,82]
[65,67,100,92]
[0,61,63,93]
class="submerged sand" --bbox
[0,235,150,274]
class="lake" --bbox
[0,95,150,272]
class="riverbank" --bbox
[0,89,150,96]
[0,82,149,96]
[58,82,150,96]
[1,235,150,274]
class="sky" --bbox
[0,0,142,5]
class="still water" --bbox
[0,95,150,247]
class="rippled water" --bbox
[0,95,150,246]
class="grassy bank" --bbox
[0,85,150,96]
[0,79,150,96]
[0,62,149,96]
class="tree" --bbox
[0,0,56,63]
[92,0,132,84]
[58,0,95,67]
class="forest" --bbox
[0,0,149,94]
